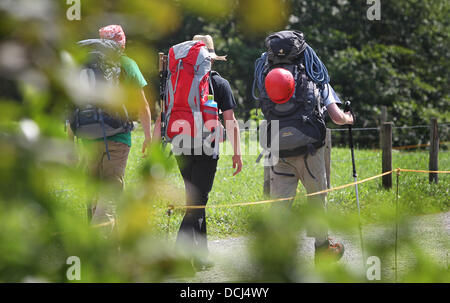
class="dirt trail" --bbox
[180,212,449,282]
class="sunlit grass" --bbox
[57,129,449,240]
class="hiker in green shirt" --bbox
[99,27,153,153]
[68,25,152,237]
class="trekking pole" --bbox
[344,101,365,267]
[394,168,400,282]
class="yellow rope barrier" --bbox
[166,168,449,211]
[398,168,450,174]
[393,141,449,150]
[169,196,294,210]
[92,220,115,229]
[53,169,448,237]
[305,170,394,197]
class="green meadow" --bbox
[54,129,449,240]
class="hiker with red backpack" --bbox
[153,35,242,270]
[68,25,152,237]
[253,30,354,264]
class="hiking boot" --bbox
[314,238,345,264]
[192,257,215,272]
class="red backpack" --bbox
[164,40,219,154]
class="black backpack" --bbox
[255,30,326,160]
[69,39,134,159]
[265,30,307,65]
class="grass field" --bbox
[53,129,449,240]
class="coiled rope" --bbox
[252,46,331,100]
[252,52,267,101]
[304,45,330,87]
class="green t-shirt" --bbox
[120,56,148,88]
[95,55,147,147]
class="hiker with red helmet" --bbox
[153,34,242,271]
[253,30,353,264]
[68,25,153,237]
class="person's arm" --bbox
[121,56,152,154]
[322,84,353,125]
[223,109,242,176]
[138,89,152,155]
[327,102,354,125]
[152,115,162,142]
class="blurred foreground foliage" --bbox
[0,0,448,282]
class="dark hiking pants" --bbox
[175,154,218,257]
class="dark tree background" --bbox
[0,0,448,146]
[148,1,449,147]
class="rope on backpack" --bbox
[304,46,330,85]
[304,45,330,100]
[252,52,267,101]
[253,46,331,101]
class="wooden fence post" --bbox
[381,122,393,189]
[263,155,270,196]
[429,118,439,184]
[380,106,387,124]
[325,128,332,189]
[379,106,387,148]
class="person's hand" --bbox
[142,136,152,157]
[232,154,242,176]
[344,111,354,125]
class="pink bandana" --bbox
[99,25,126,49]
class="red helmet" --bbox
[264,68,295,104]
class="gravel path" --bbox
[177,212,449,282]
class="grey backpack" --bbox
[69,39,134,159]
